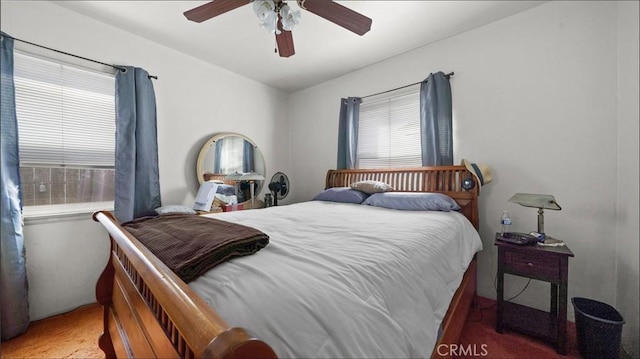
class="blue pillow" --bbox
[362,192,461,211]
[313,187,370,204]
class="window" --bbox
[219,136,245,174]
[357,87,421,168]
[13,52,116,213]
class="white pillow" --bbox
[154,205,197,215]
[350,180,394,194]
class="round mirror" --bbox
[196,133,266,196]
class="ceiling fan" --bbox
[184,0,372,58]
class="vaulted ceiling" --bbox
[53,1,546,93]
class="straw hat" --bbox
[461,158,493,189]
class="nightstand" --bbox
[495,234,574,354]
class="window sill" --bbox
[23,201,114,224]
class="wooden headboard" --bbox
[325,165,479,229]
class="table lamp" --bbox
[508,193,561,239]
[239,172,265,209]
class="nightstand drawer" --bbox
[504,250,560,281]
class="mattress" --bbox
[192,201,483,358]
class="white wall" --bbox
[21,216,110,320]
[1,1,290,320]
[289,1,638,354]
[616,1,639,357]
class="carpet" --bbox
[454,296,582,359]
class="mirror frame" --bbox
[196,132,266,193]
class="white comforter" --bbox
[192,201,482,358]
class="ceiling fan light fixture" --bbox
[253,0,278,33]
[254,0,299,34]
[262,12,279,34]
[253,0,275,20]
[280,4,301,31]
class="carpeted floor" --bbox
[1,297,581,358]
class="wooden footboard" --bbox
[94,211,276,359]
[94,166,480,358]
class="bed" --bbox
[93,166,482,358]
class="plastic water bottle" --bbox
[501,211,512,234]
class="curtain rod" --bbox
[361,72,453,99]
[4,35,158,80]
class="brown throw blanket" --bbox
[123,214,269,283]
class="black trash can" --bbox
[572,297,625,359]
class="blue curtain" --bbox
[243,140,254,173]
[420,72,453,166]
[114,66,161,223]
[213,138,223,173]
[0,32,30,340]
[337,97,361,169]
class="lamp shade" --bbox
[508,193,561,210]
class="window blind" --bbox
[14,52,116,167]
[220,136,245,174]
[357,90,421,168]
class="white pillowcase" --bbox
[350,180,394,194]
[154,205,197,215]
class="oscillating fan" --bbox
[268,172,289,206]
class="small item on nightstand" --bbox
[538,237,565,247]
[264,193,273,207]
[528,231,544,241]
[497,231,538,245]
[500,211,512,234]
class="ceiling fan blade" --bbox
[184,0,251,23]
[298,0,372,36]
[276,16,295,58]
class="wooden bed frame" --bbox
[94,166,479,358]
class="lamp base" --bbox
[537,208,545,237]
